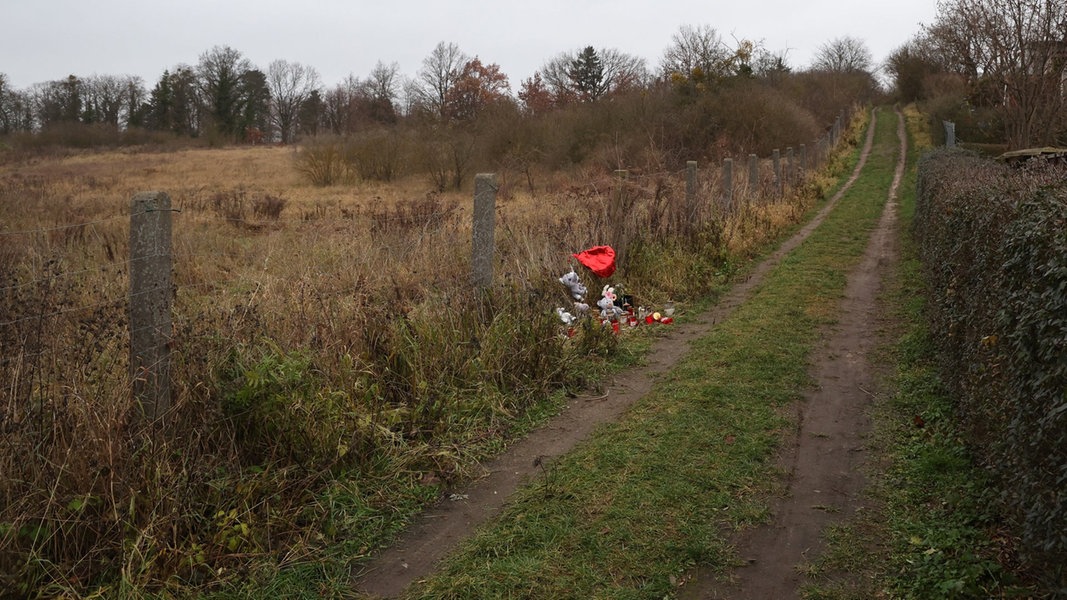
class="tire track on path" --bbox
[352,112,880,599]
[688,107,907,600]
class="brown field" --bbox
[0,122,857,595]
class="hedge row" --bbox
[914,148,1066,590]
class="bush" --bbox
[347,127,409,182]
[251,194,287,220]
[294,137,351,186]
[914,148,1067,590]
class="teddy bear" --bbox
[559,268,587,301]
[597,285,625,321]
[556,307,576,325]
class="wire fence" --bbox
[0,108,853,427]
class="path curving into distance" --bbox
[687,107,907,599]
[353,110,883,599]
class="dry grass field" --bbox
[0,121,859,595]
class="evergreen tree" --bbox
[197,45,254,140]
[146,68,199,136]
[239,69,270,139]
[298,89,323,136]
[568,46,606,101]
[146,70,174,131]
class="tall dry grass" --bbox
[0,107,864,596]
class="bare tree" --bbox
[363,60,401,123]
[538,46,648,104]
[0,73,33,133]
[123,75,148,128]
[925,0,1067,147]
[0,73,17,133]
[885,35,948,102]
[81,74,125,126]
[322,74,361,134]
[417,41,469,118]
[2,92,33,133]
[599,48,649,93]
[367,60,400,107]
[31,76,83,129]
[660,24,732,80]
[753,49,793,80]
[812,36,875,74]
[267,59,320,143]
[539,52,577,103]
[399,76,423,117]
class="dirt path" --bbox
[686,108,907,599]
[352,112,883,599]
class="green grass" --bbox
[401,108,902,599]
[798,107,1043,599]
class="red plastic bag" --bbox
[572,245,616,278]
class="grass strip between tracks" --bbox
[403,108,902,599]
[799,106,1044,600]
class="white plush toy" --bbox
[598,285,624,320]
[559,268,588,301]
[556,307,576,325]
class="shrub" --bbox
[701,80,821,157]
[251,194,287,220]
[914,148,1067,590]
[295,137,351,186]
[219,342,359,467]
[210,189,247,223]
[347,127,409,182]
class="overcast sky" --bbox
[2,0,939,90]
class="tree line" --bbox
[0,27,877,147]
[6,1,1062,151]
[885,0,1067,148]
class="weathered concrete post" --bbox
[748,154,758,197]
[944,121,956,147]
[786,147,795,186]
[721,158,733,212]
[129,191,173,422]
[471,173,497,289]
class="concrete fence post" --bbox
[471,173,497,289]
[129,191,173,422]
[786,147,795,186]
[944,121,956,147]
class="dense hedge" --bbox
[914,148,1067,590]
